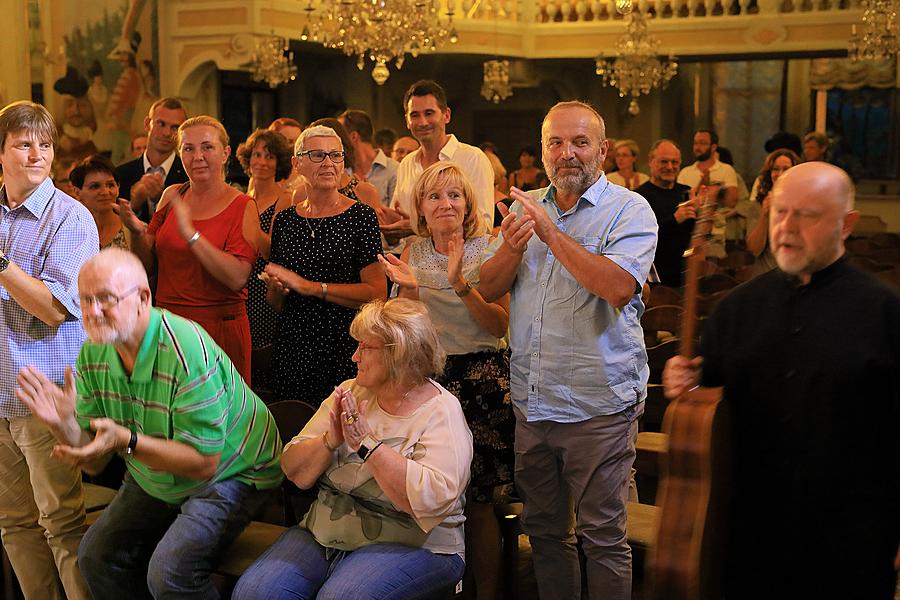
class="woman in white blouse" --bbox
[233,298,472,600]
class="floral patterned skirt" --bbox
[436,350,514,503]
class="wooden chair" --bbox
[698,260,721,277]
[696,290,731,318]
[698,273,739,295]
[641,383,670,433]
[251,344,276,403]
[733,264,757,284]
[870,232,900,249]
[846,237,877,256]
[641,305,684,345]
[647,285,682,309]
[647,339,681,385]
[266,400,318,526]
[852,214,887,236]
[867,247,900,267]
[715,249,754,273]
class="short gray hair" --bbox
[294,125,341,155]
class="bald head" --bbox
[80,248,150,291]
[775,161,854,213]
[648,139,682,188]
[542,101,606,141]
[769,162,859,284]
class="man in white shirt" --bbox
[677,129,738,208]
[115,98,188,222]
[384,80,494,245]
[339,109,399,207]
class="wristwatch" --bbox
[0,251,9,273]
[357,434,383,462]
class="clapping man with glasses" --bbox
[0,101,97,600]
[17,247,284,598]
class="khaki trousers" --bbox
[0,416,90,600]
[514,402,642,600]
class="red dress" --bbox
[148,193,256,384]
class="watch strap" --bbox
[357,434,382,461]
[126,430,138,455]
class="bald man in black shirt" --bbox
[664,162,899,599]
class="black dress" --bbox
[269,202,382,404]
[246,203,278,349]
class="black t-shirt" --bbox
[634,181,692,287]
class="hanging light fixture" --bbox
[302,0,458,85]
[249,35,298,87]
[480,0,513,104]
[595,8,678,115]
[847,0,899,61]
[481,59,513,103]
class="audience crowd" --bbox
[0,77,895,600]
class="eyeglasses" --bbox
[80,286,141,310]
[355,340,397,352]
[296,150,345,163]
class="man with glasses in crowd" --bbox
[17,248,283,598]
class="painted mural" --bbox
[51,0,159,176]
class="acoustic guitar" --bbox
[648,186,731,600]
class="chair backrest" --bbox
[696,289,731,318]
[698,273,739,295]
[267,400,318,444]
[641,305,684,336]
[647,285,682,309]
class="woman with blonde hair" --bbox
[607,139,649,190]
[233,298,472,600]
[122,115,259,383]
[380,162,513,600]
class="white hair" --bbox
[294,125,342,155]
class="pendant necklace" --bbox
[303,198,337,238]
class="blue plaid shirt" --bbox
[486,174,658,422]
[0,178,99,417]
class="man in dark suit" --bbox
[116,97,188,222]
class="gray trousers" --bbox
[514,402,642,600]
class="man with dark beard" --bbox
[677,129,738,209]
[479,101,658,600]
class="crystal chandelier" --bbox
[481,59,512,103]
[847,0,899,62]
[595,9,678,115]
[301,0,458,85]
[249,35,298,87]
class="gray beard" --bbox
[547,157,604,197]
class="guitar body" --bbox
[649,386,730,600]
[648,186,732,600]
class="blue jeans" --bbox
[78,473,270,599]
[232,527,465,600]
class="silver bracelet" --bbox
[187,231,201,246]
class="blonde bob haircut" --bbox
[409,162,489,239]
[349,298,446,387]
[178,115,229,150]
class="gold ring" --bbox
[345,412,358,425]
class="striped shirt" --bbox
[0,178,98,417]
[75,308,283,504]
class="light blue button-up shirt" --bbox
[486,175,658,422]
[0,178,99,417]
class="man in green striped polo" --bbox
[17,247,283,598]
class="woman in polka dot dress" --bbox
[265,125,386,404]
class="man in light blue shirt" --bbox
[339,109,399,207]
[481,101,657,600]
[0,101,97,599]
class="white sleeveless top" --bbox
[407,234,504,355]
